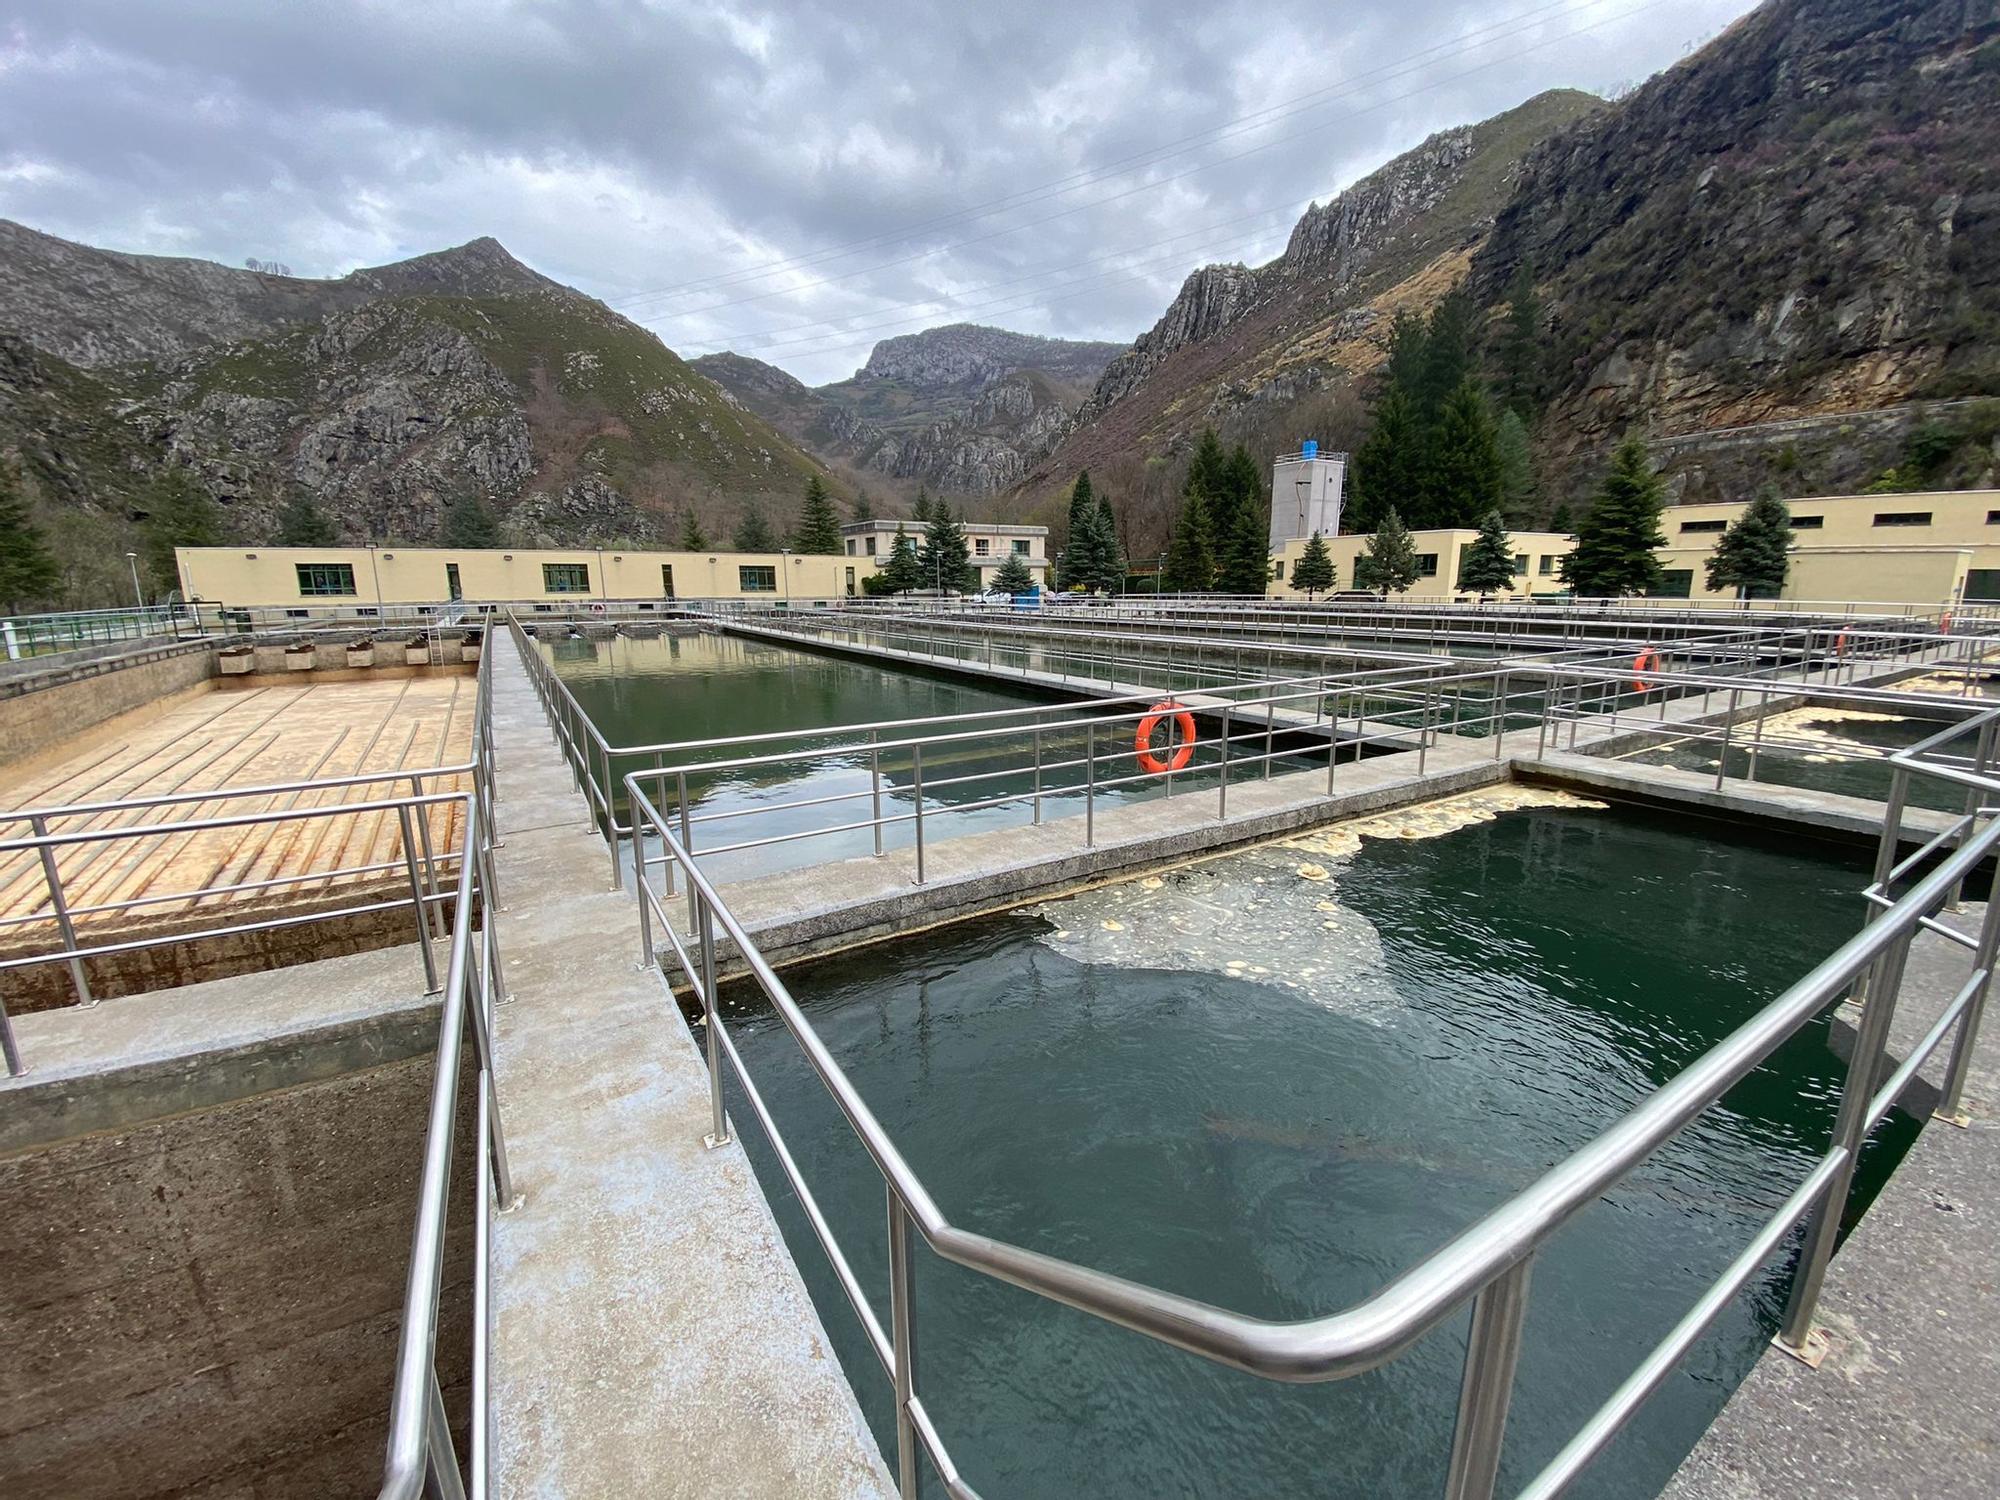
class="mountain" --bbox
[1022,0,2000,536]
[1469,0,2000,502]
[693,323,1124,499]
[1011,89,1605,520]
[0,221,839,600]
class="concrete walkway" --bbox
[484,629,893,1499]
[1665,908,2000,1500]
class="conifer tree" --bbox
[277,487,337,546]
[790,475,844,554]
[0,460,60,611]
[1161,491,1216,593]
[918,501,974,592]
[1548,502,1575,534]
[1423,379,1503,529]
[1060,471,1096,589]
[732,506,777,552]
[1415,291,1478,422]
[1560,437,1668,597]
[1457,511,1516,595]
[1290,531,1336,598]
[1494,409,1538,524]
[1183,430,1227,511]
[1705,485,1792,599]
[993,550,1034,594]
[142,467,225,596]
[885,524,922,593]
[1215,477,1271,595]
[1354,507,1420,594]
[1095,494,1124,591]
[851,488,875,523]
[679,509,709,550]
[441,494,500,548]
[910,487,935,526]
[1349,386,1423,534]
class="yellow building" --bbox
[1266,529,1576,601]
[1656,489,1999,606]
[175,545,877,611]
[840,520,1049,584]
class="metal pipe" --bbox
[912,744,926,885]
[889,1188,922,1499]
[1443,1258,1532,1500]
[396,804,440,994]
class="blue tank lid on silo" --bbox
[1301,439,1318,460]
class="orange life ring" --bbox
[1632,648,1661,693]
[1940,612,1953,634]
[1833,631,1849,657]
[1135,702,1197,773]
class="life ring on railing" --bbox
[1632,648,1662,693]
[1940,611,1953,635]
[1833,631,1849,657]
[588,601,607,615]
[1135,702,1197,774]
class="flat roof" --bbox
[840,520,1047,535]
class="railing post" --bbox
[1443,1258,1533,1500]
[870,730,886,854]
[408,776,447,940]
[1085,722,1097,848]
[912,744,926,885]
[887,1187,922,1500]
[1780,925,1916,1354]
[633,791,654,970]
[1746,688,1769,784]
[30,814,93,1007]
[700,896,730,1149]
[1263,698,1275,779]
[1326,689,1340,795]
[678,771,697,937]
[1493,671,1509,761]
[1937,884,2000,1126]
[1714,688,1740,791]
[1217,703,1231,820]
[1032,725,1043,825]
[1946,719,1996,912]
[396,804,441,994]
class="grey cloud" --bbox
[0,0,1762,382]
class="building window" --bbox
[1416,553,1439,578]
[1273,560,1285,580]
[1986,511,2000,526]
[1650,569,1695,599]
[1512,553,1529,575]
[845,539,856,555]
[1678,519,1728,533]
[542,562,591,593]
[739,565,778,592]
[1012,539,1030,556]
[1538,555,1556,576]
[661,565,675,600]
[295,562,358,596]
[974,538,991,556]
[1790,515,1824,529]
[285,607,310,618]
[1874,512,1932,527]
[865,536,878,556]
[844,566,855,597]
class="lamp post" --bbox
[124,551,144,611]
[781,548,792,606]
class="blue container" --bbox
[1301,439,1318,460]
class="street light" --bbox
[124,551,144,610]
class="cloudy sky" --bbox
[1,0,1760,384]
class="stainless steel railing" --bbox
[374,790,517,1500]
[621,696,2000,1500]
[514,591,1969,894]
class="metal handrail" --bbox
[374,790,516,1500]
[623,738,2000,1500]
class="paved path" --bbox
[484,628,893,1500]
[1665,909,2000,1500]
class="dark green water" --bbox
[721,803,1917,1499]
[547,632,1319,881]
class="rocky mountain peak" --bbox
[852,322,1125,393]
[349,236,561,300]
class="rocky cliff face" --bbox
[1022,91,1602,498]
[0,221,840,592]
[1470,0,2000,497]
[696,323,1125,498]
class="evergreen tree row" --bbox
[1160,430,1272,594]
[1056,470,1125,593]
